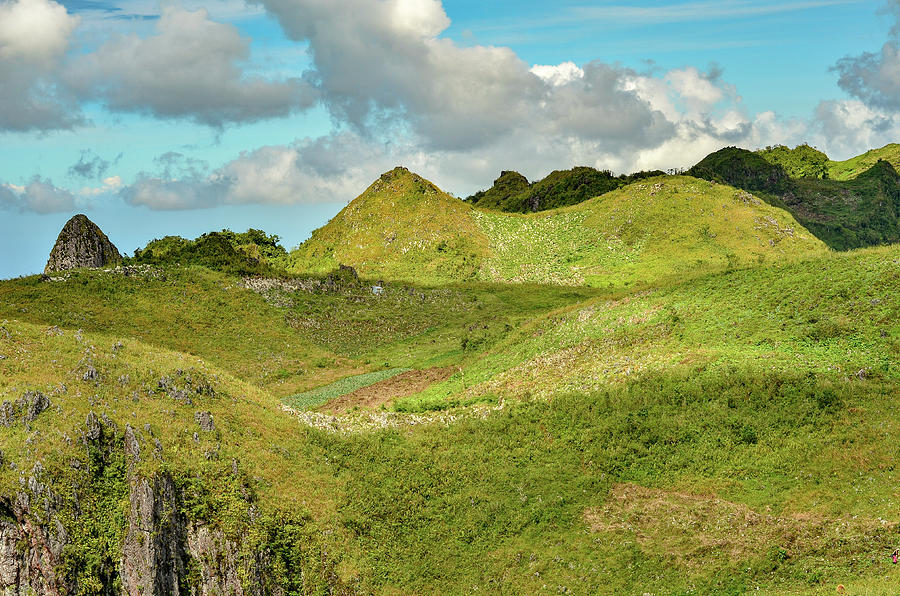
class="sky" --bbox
[0,0,897,278]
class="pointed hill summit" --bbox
[289,168,827,287]
[44,214,122,274]
[288,167,490,281]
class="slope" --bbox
[828,143,900,181]
[2,244,899,593]
[291,169,827,288]
[305,245,900,594]
[690,146,900,250]
[288,167,489,283]
[466,166,664,213]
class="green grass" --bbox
[1,196,898,593]
[291,168,827,289]
[284,368,410,410]
[397,244,898,412]
[828,143,900,181]
[691,146,900,250]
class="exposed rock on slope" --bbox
[44,214,122,274]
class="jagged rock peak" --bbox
[44,214,122,274]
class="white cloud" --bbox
[530,62,584,87]
[0,0,82,131]
[0,0,77,63]
[66,6,318,126]
[0,177,77,213]
[79,175,123,197]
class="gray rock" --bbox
[195,411,215,432]
[44,214,122,274]
[21,391,49,423]
[124,425,141,462]
[82,366,99,382]
[0,402,13,427]
[85,411,101,441]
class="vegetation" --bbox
[758,144,830,179]
[827,143,900,181]
[690,146,900,250]
[466,166,665,212]
[1,151,899,593]
[284,368,410,410]
[131,228,288,275]
[292,168,826,287]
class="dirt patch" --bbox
[584,483,894,569]
[318,367,456,413]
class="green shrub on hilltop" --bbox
[758,144,829,179]
[464,170,530,210]
[466,166,665,212]
[132,229,288,275]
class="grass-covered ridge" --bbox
[289,167,489,284]
[827,143,900,181]
[466,166,664,213]
[690,146,900,250]
[290,168,827,287]
[2,242,898,593]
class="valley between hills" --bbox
[0,144,898,594]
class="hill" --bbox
[466,166,664,212]
[828,143,900,181]
[291,168,827,287]
[757,144,829,179]
[288,167,490,282]
[1,242,898,593]
[690,146,900,250]
[131,228,288,275]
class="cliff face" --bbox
[0,418,288,595]
[44,214,122,274]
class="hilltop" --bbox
[828,143,900,180]
[465,166,664,212]
[690,146,900,250]
[288,167,489,282]
[290,168,826,287]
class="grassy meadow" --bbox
[1,167,898,594]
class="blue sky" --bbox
[0,0,896,278]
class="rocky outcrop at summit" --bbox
[44,214,122,274]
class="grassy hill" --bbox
[291,169,827,287]
[758,144,829,179]
[1,241,898,593]
[288,167,490,283]
[690,146,900,250]
[828,143,900,181]
[130,228,289,275]
[466,166,664,213]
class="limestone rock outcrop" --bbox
[44,214,122,274]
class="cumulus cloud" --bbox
[832,0,900,112]
[0,0,82,131]
[66,6,318,126]
[120,133,396,209]
[530,62,584,87]
[253,0,682,152]
[0,177,77,213]
[79,175,123,196]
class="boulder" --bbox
[44,214,121,274]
